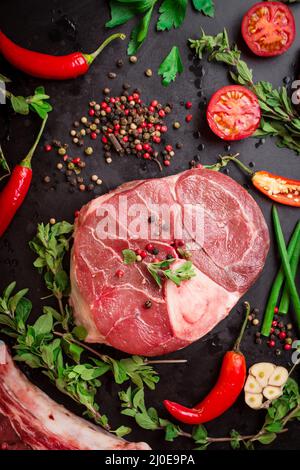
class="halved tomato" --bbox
[207,85,261,141]
[241,1,296,57]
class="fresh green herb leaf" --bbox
[106,1,137,28]
[122,249,137,264]
[127,3,156,55]
[10,95,29,115]
[147,258,196,287]
[157,0,187,31]
[158,46,183,86]
[192,0,215,17]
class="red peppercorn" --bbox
[174,239,185,247]
[153,136,161,144]
[155,125,161,131]
[153,258,160,263]
[115,97,120,102]
[268,340,276,348]
[143,143,151,151]
[63,155,69,162]
[284,343,292,351]
[185,101,192,109]
[116,269,125,278]
[270,327,275,334]
[272,320,278,327]
[139,250,147,259]
[72,158,81,164]
[106,106,112,114]
[135,249,142,255]
[151,100,158,107]
[102,136,108,144]
[136,144,143,151]
[141,122,147,128]
[128,95,133,102]
[186,114,193,123]
[89,109,95,116]
[91,132,97,140]
[107,128,113,134]
[161,126,168,133]
[149,106,155,113]
[44,144,52,152]
[196,163,202,168]
[146,243,154,252]
[164,160,170,166]
[165,145,173,152]
[74,210,80,218]
[279,331,287,340]
[101,102,108,109]
[133,93,140,100]
[114,124,120,131]
[143,152,151,159]
[123,135,129,142]
[159,110,165,118]
[274,306,279,314]
[109,97,116,104]
[147,123,153,129]
[125,109,129,115]
[137,127,143,134]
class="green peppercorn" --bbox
[85,147,94,156]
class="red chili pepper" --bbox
[222,155,300,208]
[0,117,47,237]
[0,31,125,80]
[163,303,249,425]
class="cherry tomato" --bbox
[241,2,296,57]
[207,85,261,141]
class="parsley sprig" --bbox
[189,29,300,154]
[147,258,196,287]
[106,0,215,55]
[158,46,183,87]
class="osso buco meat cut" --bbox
[70,168,269,356]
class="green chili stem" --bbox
[261,221,300,336]
[233,302,250,352]
[279,234,300,315]
[21,116,48,168]
[272,207,300,332]
[84,33,126,65]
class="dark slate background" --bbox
[0,0,300,450]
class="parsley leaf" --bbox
[157,0,187,31]
[106,0,137,28]
[127,1,157,55]
[122,249,137,264]
[147,258,196,286]
[158,46,183,86]
[192,0,215,17]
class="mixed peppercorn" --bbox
[43,82,196,191]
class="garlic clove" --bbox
[268,366,289,387]
[249,362,276,387]
[245,392,263,409]
[244,375,263,394]
[263,386,283,401]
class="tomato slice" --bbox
[241,1,296,57]
[207,85,261,141]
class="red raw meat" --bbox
[70,169,269,356]
[0,341,150,450]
